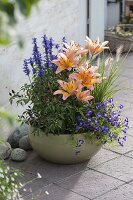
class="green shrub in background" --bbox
[0,0,40,46]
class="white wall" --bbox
[0,0,105,139]
[79,0,87,45]
[0,0,86,110]
[106,2,120,29]
[104,0,108,29]
[0,0,88,139]
[89,0,105,41]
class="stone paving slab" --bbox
[121,92,133,103]
[56,169,123,199]
[6,152,88,183]
[87,148,119,168]
[120,67,133,78]
[94,183,133,200]
[25,184,90,200]
[117,79,133,91]
[125,151,133,159]
[104,135,133,154]
[19,171,51,197]
[128,119,133,128]
[128,181,133,186]
[94,155,133,182]
[120,55,133,78]
[121,107,133,119]
[120,101,133,110]
[114,90,129,101]
[126,128,133,136]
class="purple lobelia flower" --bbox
[75,98,129,146]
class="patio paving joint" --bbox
[52,182,91,200]
[87,154,121,168]
[87,167,126,183]
[91,182,127,200]
[102,147,124,155]
[54,168,89,184]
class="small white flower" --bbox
[1,185,5,191]
[11,177,15,182]
[14,184,19,189]
[7,188,11,192]
[19,182,24,187]
[6,177,9,183]
[14,188,19,193]
[14,172,18,176]
[7,194,12,200]
[23,188,27,192]
[37,173,42,179]
[0,168,3,173]
[0,173,4,178]
[7,166,10,171]
[45,191,49,195]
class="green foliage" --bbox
[92,56,120,103]
[16,0,39,17]
[0,0,40,46]
[10,68,85,135]
[0,108,16,126]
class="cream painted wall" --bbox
[79,0,87,44]
[0,0,106,139]
[0,0,88,139]
[106,2,120,29]
[0,0,86,110]
[89,0,105,41]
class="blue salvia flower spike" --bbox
[23,59,30,76]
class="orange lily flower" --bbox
[52,52,78,74]
[53,80,82,100]
[52,41,88,74]
[63,41,88,57]
[85,36,109,55]
[69,64,102,90]
[76,90,94,103]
